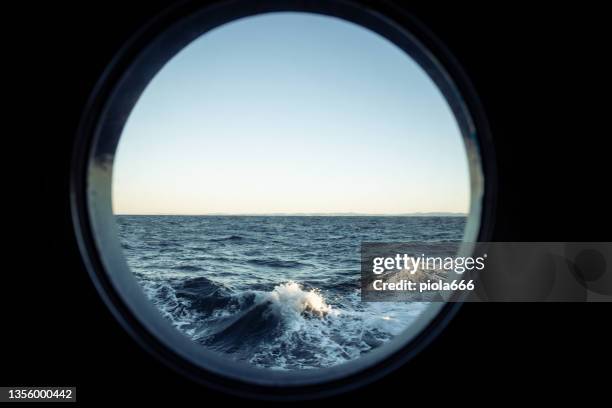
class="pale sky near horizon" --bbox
[112,12,470,215]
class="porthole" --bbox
[72,0,494,399]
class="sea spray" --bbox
[264,281,335,319]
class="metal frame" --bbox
[71,0,496,399]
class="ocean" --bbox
[117,215,465,370]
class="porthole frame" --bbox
[71,0,496,400]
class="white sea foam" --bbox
[138,280,200,335]
[263,281,336,318]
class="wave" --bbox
[247,258,310,268]
[199,282,343,365]
[136,276,418,369]
[174,276,238,315]
[208,235,246,242]
[172,265,205,272]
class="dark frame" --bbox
[71,0,496,399]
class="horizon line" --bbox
[114,212,468,217]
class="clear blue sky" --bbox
[113,12,470,215]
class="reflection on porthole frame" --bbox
[71,0,495,400]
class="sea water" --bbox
[117,215,465,369]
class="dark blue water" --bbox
[117,215,465,369]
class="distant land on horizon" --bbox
[115,212,468,217]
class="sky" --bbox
[112,12,470,215]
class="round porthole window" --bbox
[72,0,494,399]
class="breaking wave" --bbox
[138,276,424,369]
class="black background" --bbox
[4,0,610,404]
